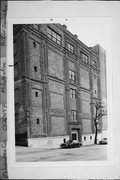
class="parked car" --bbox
[99,138,108,145]
[60,140,82,148]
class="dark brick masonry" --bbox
[13,24,107,147]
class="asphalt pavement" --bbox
[16,144,107,162]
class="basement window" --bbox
[90,136,92,140]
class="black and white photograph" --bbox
[7,1,120,179]
[13,20,109,162]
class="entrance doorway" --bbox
[72,130,78,140]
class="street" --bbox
[16,144,107,162]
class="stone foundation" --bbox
[82,133,102,145]
[28,136,69,148]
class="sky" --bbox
[60,18,111,53]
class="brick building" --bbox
[13,24,107,148]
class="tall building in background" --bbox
[13,24,107,148]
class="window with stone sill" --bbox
[47,27,61,45]
[81,53,89,64]
[71,110,77,121]
[70,88,76,99]
[68,43,74,53]
[69,69,76,82]
[91,60,97,69]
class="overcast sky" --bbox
[61,18,111,52]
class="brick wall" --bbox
[29,38,41,80]
[80,68,90,89]
[13,24,107,143]
[30,83,43,137]
[80,91,91,115]
[49,80,65,109]
[48,79,66,135]
[51,116,66,136]
[82,119,92,134]
[92,73,98,98]
[15,81,27,134]
[48,49,64,79]
[68,60,75,71]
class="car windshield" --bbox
[66,140,72,143]
[73,140,79,143]
[103,138,107,140]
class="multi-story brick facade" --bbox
[13,23,107,148]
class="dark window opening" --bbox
[90,136,92,140]
[37,118,39,124]
[34,66,38,72]
[72,133,77,140]
[84,136,86,141]
[33,41,36,48]
[35,91,38,97]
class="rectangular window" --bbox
[84,136,86,141]
[90,136,92,140]
[33,41,36,48]
[71,110,77,121]
[81,53,89,64]
[70,89,76,99]
[91,60,97,69]
[34,66,38,72]
[68,43,74,53]
[35,91,38,97]
[37,118,39,124]
[47,27,61,45]
[69,69,76,82]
